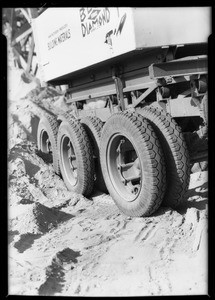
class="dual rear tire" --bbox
[37,108,190,217]
[57,114,95,196]
[137,107,190,208]
[37,114,60,175]
[57,114,107,195]
[100,111,166,217]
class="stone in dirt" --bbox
[10,202,74,235]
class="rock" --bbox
[52,96,70,112]
[184,207,199,227]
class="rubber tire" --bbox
[100,111,166,217]
[37,114,60,174]
[81,116,108,193]
[137,106,190,208]
[57,114,95,196]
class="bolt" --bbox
[134,187,139,194]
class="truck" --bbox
[31,7,210,217]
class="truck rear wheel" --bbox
[100,111,166,217]
[137,107,190,208]
[81,116,107,193]
[57,115,94,196]
[37,114,60,174]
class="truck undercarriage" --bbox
[14,7,209,217]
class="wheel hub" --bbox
[61,135,78,185]
[108,135,142,202]
[40,130,52,154]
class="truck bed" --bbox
[32,7,210,82]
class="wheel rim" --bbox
[61,134,78,186]
[107,133,142,202]
[40,129,52,153]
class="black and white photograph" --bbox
[4,6,211,296]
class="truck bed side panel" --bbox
[33,7,211,82]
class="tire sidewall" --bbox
[37,116,60,174]
[81,116,101,157]
[57,121,87,194]
[37,119,49,152]
[137,107,190,208]
[81,116,107,193]
[100,114,157,216]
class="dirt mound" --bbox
[9,202,74,235]
[7,65,208,296]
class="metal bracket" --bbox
[132,83,158,108]
[149,55,208,80]
[112,67,125,111]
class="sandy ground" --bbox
[7,66,208,296]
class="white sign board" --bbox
[33,7,135,81]
[33,7,211,82]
